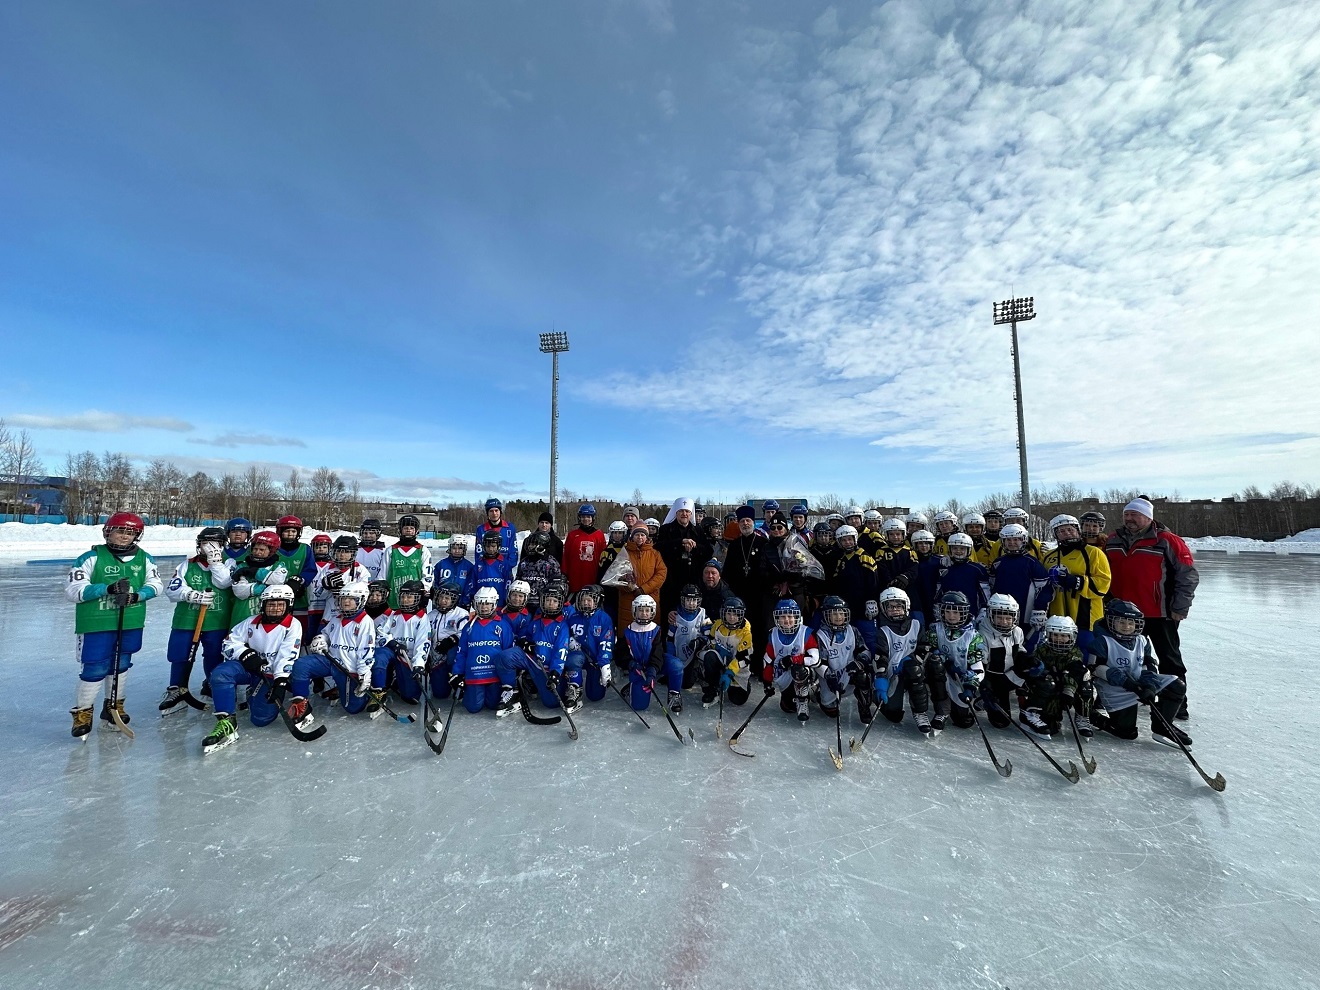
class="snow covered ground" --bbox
[1,555,1318,989]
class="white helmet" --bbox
[506,579,531,609]
[1003,507,1030,524]
[933,509,958,525]
[835,524,859,549]
[644,517,660,528]
[878,586,910,619]
[947,532,974,560]
[846,505,864,519]
[632,594,657,622]
[473,586,499,618]
[1044,614,1078,648]
[961,512,986,529]
[337,581,369,614]
[1049,514,1081,536]
[863,509,882,525]
[260,583,295,618]
[608,520,627,534]
[986,592,1020,632]
[907,512,929,527]
[999,523,1029,554]
[447,534,468,552]
[882,517,906,534]
[910,529,935,549]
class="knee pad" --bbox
[951,706,976,729]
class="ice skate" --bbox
[286,696,315,732]
[929,713,946,734]
[70,706,93,740]
[158,686,192,717]
[794,693,810,723]
[99,698,130,727]
[668,690,683,715]
[1074,713,1095,737]
[365,688,385,718]
[495,684,519,718]
[202,714,237,754]
[914,711,932,735]
[563,683,583,715]
[1019,708,1051,739]
[1152,722,1193,749]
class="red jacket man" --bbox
[1104,497,1199,716]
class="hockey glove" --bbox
[202,542,224,565]
[1136,670,1164,704]
[448,672,465,694]
[321,571,345,592]
[1059,574,1084,593]
[351,673,369,698]
[385,640,409,666]
[959,672,980,705]
[1105,665,1131,688]
[110,591,140,609]
[285,576,306,597]
[864,600,879,620]
[239,649,265,676]
[1048,565,1070,584]
[719,667,733,692]
[875,676,890,706]
[599,663,612,686]
[823,668,842,693]
[183,589,215,607]
[108,578,132,596]
[1022,659,1045,680]
[307,634,330,657]
[230,566,257,584]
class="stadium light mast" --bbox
[538,330,570,530]
[992,296,1036,515]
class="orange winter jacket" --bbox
[617,543,667,626]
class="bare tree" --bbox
[182,471,214,525]
[216,473,241,520]
[284,468,304,518]
[2,427,44,517]
[308,467,346,529]
[240,466,277,523]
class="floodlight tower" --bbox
[992,296,1037,515]
[538,330,570,529]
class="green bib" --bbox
[387,544,426,607]
[279,543,312,609]
[170,559,234,632]
[74,546,152,634]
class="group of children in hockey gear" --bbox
[62,499,1199,775]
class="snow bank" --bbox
[1280,528,1320,544]
[1185,534,1320,555]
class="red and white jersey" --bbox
[323,610,377,678]
[222,614,303,679]
[430,605,470,646]
[356,544,387,581]
[308,559,335,611]
[764,626,821,668]
[312,563,371,621]
[378,609,433,668]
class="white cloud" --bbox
[187,432,307,449]
[591,1,1320,489]
[6,410,194,433]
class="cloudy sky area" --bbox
[2,0,1316,507]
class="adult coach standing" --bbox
[1104,497,1199,718]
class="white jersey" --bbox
[356,544,387,581]
[430,605,470,647]
[875,618,923,678]
[308,559,334,611]
[976,616,1028,686]
[1092,629,1172,714]
[318,611,377,679]
[669,608,710,665]
[814,623,866,673]
[765,626,821,669]
[222,614,302,679]
[934,622,985,679]
[378,609,433,669]
[312,563,372,621]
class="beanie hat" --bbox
[1124,497,1155,519]
[538,511,554,524]
[736,506,756,521]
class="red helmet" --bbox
[310,533,332,546]
[277,515,303,533]
[103,512,145,541]
[251,531,281,553]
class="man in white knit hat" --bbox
[1103,497,1199,719]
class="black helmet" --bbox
[679,584,702,611]
[398,514,420,531]
[397,580,426,611]
[1104,599,1145,641]
[196,526,226,547]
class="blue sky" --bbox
[2,0,1317,508]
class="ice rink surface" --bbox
[1,554,1317,990]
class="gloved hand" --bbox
[823,668,842,692]
[307,634,329,656]
[959,672,980,704]
[890,574,909,590]
[321,570,345,592]
[239,649,265,676]
[258,565,289,586]
[183,589,215,607]
[448,672,465,695]
[202,542,224,565]
[599,663,612,687]
[108,578,132,596]
[230,566,257,584]
[864,600,879,620]
[1136,670,1164,704]
[110,590,140,608]
[285,576,306,597]
[1124,676,1156,705]
[1022,659,1045,680]
[1048,565,1070,584]
[1058,574,1085,593]
[385,640,409,665]
[1105,665,1130,688]
[351,673,369,698]
[719,667,733,692]
[435,635,458,654]
[875,676,890,706]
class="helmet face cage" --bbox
[940,594,970,629]
[398,588,424,612]
[482,533,502,557]
[332,540,358,566]
[249,533,279,563]
[311,536,332,560]
[435,584,460,611]
[825,605,850,629]
[1080,512,1105,536]
[722,603,746,627]
[261,589,293,620]
[575,587,600,615]
[1106,601,1144,640]
[338,590,365,614]
[680,586,702,612]
[473,589,499,618]
[813,524,835,547]
[398,516,419,536]
[1045,617,1078,649]
[773,601,802,634]
[367,582,389,607]
[989,603,1019,632]
[360,521,381,541]
[541,589,564,615]
[196,527,226,551]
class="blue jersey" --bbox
[623,623,665,672]
[933,560,991,617]
[455,615,515,685]
[468,555,515,605]
[988,554,1053,619]
[434,557,475,605]
[501,606,531,642]
[567,609,615,666]
[524,613,571,675]
[475,521,519,568]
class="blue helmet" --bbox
[791,503,808,518]
[225,517,252,535]
[578,503,596,517]
[484,498,503,511]
[763,499,780,512]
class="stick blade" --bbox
[997,759,1013,778]
[829,748,843,771]
[1209,774,1227,792]
[848,736,860,753]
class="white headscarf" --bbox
[662,497,695,526]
